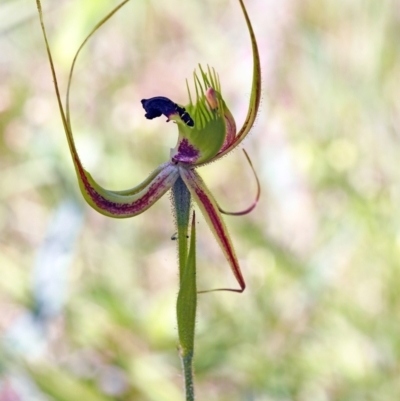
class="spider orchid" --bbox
[35,0,261,293]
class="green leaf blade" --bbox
[177,211,197,356]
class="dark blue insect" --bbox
[141,96,194,127]
[175,105,194,127]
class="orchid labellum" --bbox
[36,0,261,398]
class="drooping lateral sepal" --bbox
[35,0,180,219]
[78,162,179,218]
[179,167,246,292]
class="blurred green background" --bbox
[1,0,400,400]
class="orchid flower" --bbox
[36,0,261,294]
[36,0,260,398]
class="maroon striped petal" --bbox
[35,1,178,218]
[180,167,246,292]
[79,163,179,218]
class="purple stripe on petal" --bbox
[77,160,179,218]
[180,168,245,291]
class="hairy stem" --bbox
[181,352,195,401]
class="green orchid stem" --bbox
[181,352,195,401]
[172,178,197,401]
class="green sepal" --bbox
[196,0,262,165]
